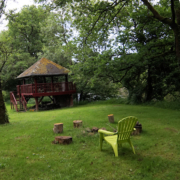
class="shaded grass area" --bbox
[0,103,180,180]
[74,97,180,111]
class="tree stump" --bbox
[55,136,72,144]
[73,120,82,128]
[132,122,142,135]
[108,114,114,123]
[91,127,99,133]
[53,123,63,133]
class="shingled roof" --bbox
[17,57,70,79]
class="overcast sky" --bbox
[0,0,35,31]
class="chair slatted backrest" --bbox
[117,116,138,141]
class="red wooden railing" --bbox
[10,91,27,112]
[10,91,18,111]
[17,82,76,94]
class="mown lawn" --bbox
[0,103,180,180]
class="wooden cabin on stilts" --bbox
[10,57,76,112]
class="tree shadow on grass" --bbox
[107,146,180,180]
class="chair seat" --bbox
[104,135,118,145]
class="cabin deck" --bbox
[17,82,76,97]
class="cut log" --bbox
[131,121,142,135]
[108,114,114,123]
[53,123,63,133]
[91,127,99,133]
[55,136,72,144]
[73,120,82,128]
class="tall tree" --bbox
[0,31,12,124]
[6,5,49,58]
[37,0,180,102]
[0,0,10,124]
[0,0,5,19]
[38,11,74,66]
[141,0,180,65]
[1,5,50,91]
[44,0,180,65]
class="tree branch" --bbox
[171,0,176,25]
[84,0,127,43]
[0,0,6,18]
[141,0,173,27]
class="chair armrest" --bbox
[98,129,115,135]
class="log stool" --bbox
[91,127,99,133]
[53,123,63,133]
[55,136,72,145]
[132,122,142,135]
[73,120,82,128]
[108,114,114,123]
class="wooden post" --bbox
[43,77,46,92]
[34,77,37,93]
[108,114,114,123]
[38,96,44,105]
[51,76,54,92]
[19,85,21,95]
[65,75,68,91]
[73,120,82,128]
[35,97,39,111]
[70,95,73,107]
[65,75,68,82]
[43,77,46,83]
[53,123,63,133]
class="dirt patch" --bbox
[164,127,178,133]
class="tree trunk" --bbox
[145,65,153,102]
[173,6,180,66]
[141,0,180,65]
[0,78,9,124]
[80,91,83,101]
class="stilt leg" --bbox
[35,97,39,111]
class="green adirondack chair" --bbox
[98,116,138,157]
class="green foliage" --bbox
[144,100,180,111]
[6,5,49,58]
[37,0,180,104]
[2,91,9,102]
[1,5,49,91]
[70,55,120,101]
[2,0,180,105]
[1,52,35,91]
[38,11,74,67]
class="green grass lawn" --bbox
[0,103,180,180]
